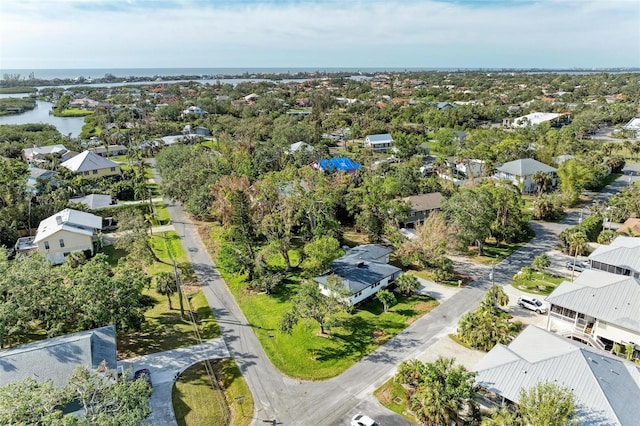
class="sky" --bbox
[1,0,639,70]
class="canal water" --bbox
[0,99,85,138]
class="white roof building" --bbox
[507,112,566,128]
[475,325,640,426]
[588,236,640,278]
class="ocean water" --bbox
[1,67,448,81]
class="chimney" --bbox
[55,216,62,225]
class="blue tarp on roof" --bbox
[318,157,361,172]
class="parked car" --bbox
[133,368,152,387]
[566,260,588,272]
[351,413,379,426]
[517,296,547,314]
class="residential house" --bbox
[503,112,569,128]
[312,157,361,175]
[474,325,640,426]
[287,141,314,155]
[401,192,443,228]
[87,144,128,157]
[622,117,640,138]
[588,236,640,278]
[314,244,402,306]
[22,144,74,164]
[33,208,103,264]
[0,325,117,388]
[545,269,640,354]
[617,218,640,237]
[181,106,208,117]
[494,158,557,193]
[69,194,115,210]
[363,133,394,152]
[61,151,121,178]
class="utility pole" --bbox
[165,235,185,318]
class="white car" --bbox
[518,296,547,314]
[351,413,379,426]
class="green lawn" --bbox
[469,239,529,265]
[173,359,252,426]
[511,270,565,295]
[208,226,439,380]
[374,379,418,423]
[116,231,218,358]
[152,202,171,226]
[53,108,93,117]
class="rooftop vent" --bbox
[55,216,62,225]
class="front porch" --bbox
[547,308,605,351]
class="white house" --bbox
[363,133,394,152]
[588,236,640,278]
[22,144,74,164]
[33,208,103,264]
[61,151,121,178]
[314,244,401,306]
[622,117,640,138]
[504,112,567,128]
[494,158,557,193]
[182,106,208,117]
[474,325,640,426]
[545,269,640,355]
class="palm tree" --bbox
[395,273,420,296]
[155,272,176,310]
[531,171,552,195]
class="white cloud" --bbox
[1,0,638,68]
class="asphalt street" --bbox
[148,160,639,426]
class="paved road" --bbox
[148,160,639,426]
[119,338,229,426]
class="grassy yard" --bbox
[511,270,565,296]
[152,202,171,226]
[116,231,219,358]
[374,379,418,423]
[469,239,528,265]
[173,358,252,426]
[53,108,93,117]
[205,225,438,380]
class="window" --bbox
[59,239,65,248]
[44,241,50,250]
[110,167,116,171]
[84,171,89,176]
[92,170,98,174]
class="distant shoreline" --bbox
[2,67,639,88]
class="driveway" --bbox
[119,338,229,426]
[145,160,639,426]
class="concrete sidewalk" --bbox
[119,338,229,426]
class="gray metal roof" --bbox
[0,326,116,388]
[365,133,393,143]
[496,158,557,177]
[474,326,640,426]
[69,194,114,210]
[589,237,640,273]
[545,270,640,333]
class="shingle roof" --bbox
[496,158,557,177]
[317,157,361,172]
[0,326,116,388]
[61,150,120,173]
[34,208,103,242]
[545,270,640,333]
[403,192,443,212]
[589,236,640,273]
[315,258,401,295]
[474,326,640,426]
[343,244,393,262]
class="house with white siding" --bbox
[314,244,401,306]
[545,269,640,357]
[363,133,394,152]
[475,325,640,426]
[588,236,640,279]
[33,208,103,264]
